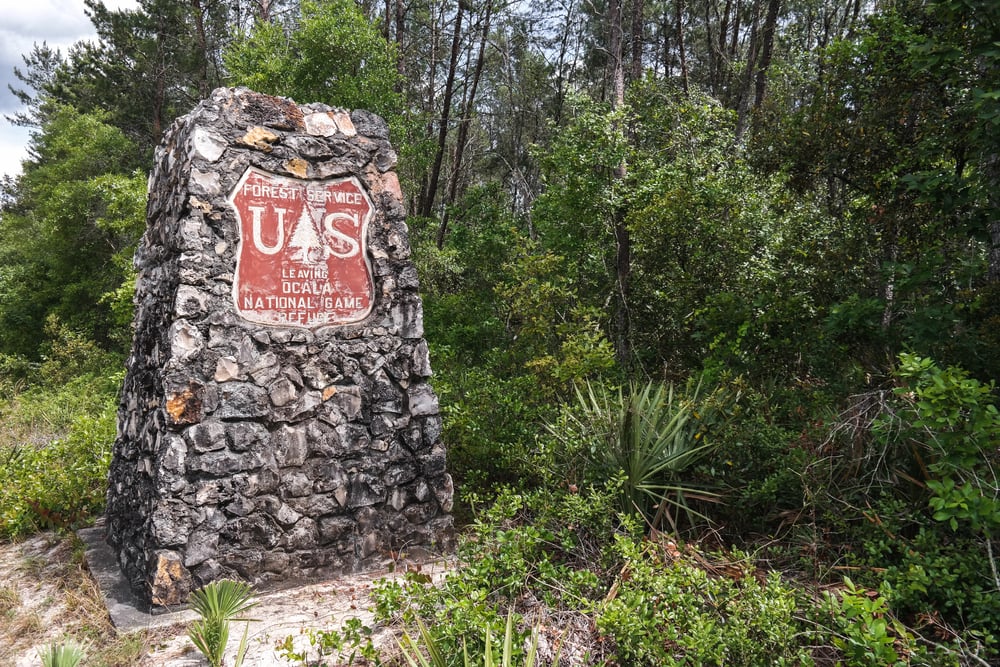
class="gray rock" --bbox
[269,377,298,407]
[185,529,220,567]
[274,426,308,467]
[186,420,227,453]
[408,383,439,417]
[214,383,269,419]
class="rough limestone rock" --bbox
[106,88,454,606]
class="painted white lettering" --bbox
[250,206,285,255]
[323,212,361,258]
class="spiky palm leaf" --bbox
[398,610,554,667]
[556,378,722,531]
[187,579,256,667]
[39,640,86,667]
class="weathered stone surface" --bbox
[214,382,269,419]
[149,550,192,606]
[185,529,220,567]
[408,383,439,417]
[106,87,453,606]
[214,356,240,382]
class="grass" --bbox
[0,533,154,666]
[0,585,18,614]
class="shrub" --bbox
[595,537,813,666]
[0,401,116,537]
[372,486,623,662]
[276,617,380,665]
[39,640,86,667]
[821,578,916,667]
[889,354,1000,534]
[545,378,728,532]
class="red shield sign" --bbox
[228,168,374,328]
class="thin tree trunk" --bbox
[610,0,625,108]
[631,0,644,82]
[253,0,273,22]
[418,0,443,214]
[734,0,761,142]
[190,0,211,98]
[438,0,493,248]
[716,0,732,94]
[882,240,898,330]
[394,0,406,86]
[609,0,630,365]
[554,0,574,124]
[704,0,715,94]
[421,1,465,219]
[152,14,167,141]
[727,0,741,98]
[987,153,1000,283]
[660,6,672,77]
[848,0,862,35]
[675,0,689,95]
[752,0,780,111]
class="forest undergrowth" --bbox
[2,0,1000,663]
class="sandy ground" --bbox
[0,531,447,666]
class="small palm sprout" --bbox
[399,610,558,667]
[188,579,257,667]
[39,639,86,667]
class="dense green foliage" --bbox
[1,0,998,662]
[224,0,402,119]
[0,324,121,538]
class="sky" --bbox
[0,0,138,180]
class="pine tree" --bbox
[287,206,324,264]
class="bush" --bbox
[596,537,814,666]
[372,486,624,662]
[544,378,728,531]
[693,388,810,537]
[0,383,118,538]
[820,577,917,667]
[884,528,999,646]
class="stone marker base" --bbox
[105,88,454,605]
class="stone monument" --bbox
[106,88,454,606]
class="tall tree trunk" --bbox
[987,153,1000,283]
[734,0,761,142]
[726,0,741,100]
[704,0,715,94]
[152,14,167,141]
[752,0,780,112]
[630,0,644,82]
[252,0,274,22]
[882,233,898,331]
[609,0,630,366]
[418,0,443,214]
[715,0,732,94]
[554,0,575,124]
[420,0,464,219]
[190,0,210,98]
[395,0,406,82]
[610,0,625,108]
[660,6,672,77]
[438,0,493,248]
[675,0,689,95]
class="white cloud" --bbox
[0,124,32,180]
[5,0,97,38]
[0,0,138,179]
